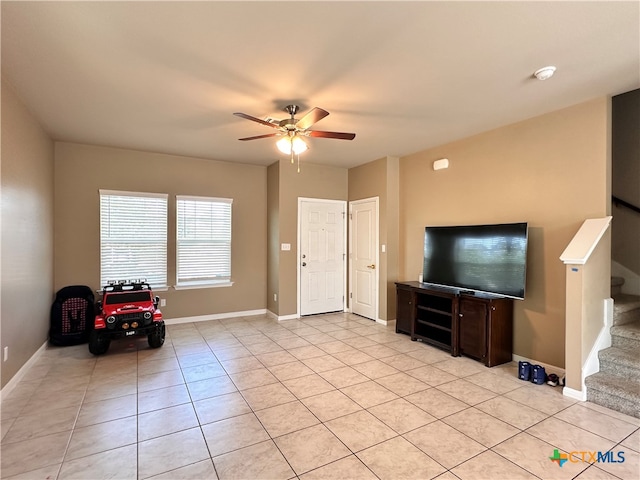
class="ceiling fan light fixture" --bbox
[235,105,353,169]
[276,135,308,155]
[292,136,308,154]
[534,66,556,81]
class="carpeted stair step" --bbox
[611,276,625,296]
[585,372,640,419]
[598,346,640,379]
[586,297,640,419]
[611,320,640,350]
[612,294,640,326]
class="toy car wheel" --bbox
[88,330,110,355]
[148,323,165,349]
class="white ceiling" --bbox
[2,1,639,169]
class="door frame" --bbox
[297,197,348,318]
[348,197,380,321]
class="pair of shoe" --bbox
[518,361,546,385]
[546,373,565,387]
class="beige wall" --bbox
[275,160,348,316]
[399,98,610,367]
[267,161,280,315]
[612,89,639,278]
[612,89,640,206]
[348,156,400,321]
[386,157,400,320]
[1,78,55,389]
[54,143,267,319]
[1,91,614,388]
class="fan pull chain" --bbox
[297,154,301,173]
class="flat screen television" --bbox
[422,222,528,299]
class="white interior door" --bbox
[349,198,378,320]
[299,199,346,316]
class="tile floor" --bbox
[1,312,638,480]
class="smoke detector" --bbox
[534,66,556,81]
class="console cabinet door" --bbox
[458,297,487,362]
[394,283,513,367]
[396,286,414,335]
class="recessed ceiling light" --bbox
[534,66,556,81]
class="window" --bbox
[100,190,168,288]
[176,196,232,287]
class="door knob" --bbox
[367,264,376,269]
[302,262,307,267]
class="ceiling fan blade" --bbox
[307,130,356,140]
[295,107,329,130]
[233,112,279,128]
[238,133,280,141]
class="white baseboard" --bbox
[376,318,395,326]
[563,386,587,401]
[165,309,267,325]
[266,310,300,321]
[0,341,48,401]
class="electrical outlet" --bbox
[160,298,166,307]
[3,346,8,362]
[274,293,277,302]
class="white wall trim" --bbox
[266,309,300,322]
[0,340,48,401]
[164,309,267,325]
[559,216,612,265]
[376,318,394,326]
[563,386,587,401]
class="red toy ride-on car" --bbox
[89,280,165,355]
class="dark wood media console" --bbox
[395,282,513,367]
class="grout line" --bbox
[3,313,633,480]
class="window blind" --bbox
[100,190,168,288]
[176,196,232,286]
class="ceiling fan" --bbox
[233,104,356,155]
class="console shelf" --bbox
[395,281,513,367]
[417,306,451,316]
[416,319,451,330]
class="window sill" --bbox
[174,282,234,290]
